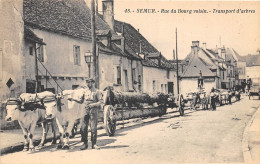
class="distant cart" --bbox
[248,83,260,100]
[178,91,209,111]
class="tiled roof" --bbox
[24,26,46,45]
[245,54,260,67]
[96,29,111,36]
[114,20,175,69]
[141,58,159,68]
[98,42,120,55]
[181,55,216,78]
[114,20,159,54]
[23,0,110,40]
[147,52,160,58]
[125,44,142,60]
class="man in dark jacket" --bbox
[80,78,104,150]
[210,88,217,111]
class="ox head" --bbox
[4,98,22,122]
[19,93,38,111]
[43,94,60,120]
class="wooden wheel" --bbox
[178,94,184,116]
[104,105,116,136]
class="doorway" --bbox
[168,82,174,94]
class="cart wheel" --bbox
[104,105,116,136]
[178,94,184,116]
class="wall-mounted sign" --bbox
[6,78,14,88]
[204,77,215,82]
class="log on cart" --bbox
[99,87,177,136]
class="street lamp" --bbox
[85,52,92,78]
[194,66,203,90]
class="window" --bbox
[222,71,225,79]
[73,45,81,65]
[116,66,121,84]
[161,84,164,93]
[37,45,44,62]
[198,79,204,88]
[167,69,170,79]
[138,75,141,91]
[132,68,136,82]
[153,80,156,92]
[29,46,34,56]
[72,85,79,90]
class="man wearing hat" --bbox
[80,78,104,150]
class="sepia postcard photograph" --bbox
[0,0,260,163]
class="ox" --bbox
[44,88,87,149]
[4,91,57,151]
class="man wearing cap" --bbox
[80,78,104,150]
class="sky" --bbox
[89,0,260,60]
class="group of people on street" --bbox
[210,87,237,111]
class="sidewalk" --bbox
[247,105,260,162]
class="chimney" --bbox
[221,47,226,60]
[202,42,207,49]
[137,29,139,33]
[217,48,221,59]
[102,0,114,31]
[191,41,199,56]
[121,23,125,52]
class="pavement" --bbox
[244,104,260,163]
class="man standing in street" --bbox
[80,78,104,150]
[210,88,217,111]
[228,89,232,105]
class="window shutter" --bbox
[113,66,117,84]
[73,46,76,65]
[77,46,80,65]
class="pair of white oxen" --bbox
[4,88,98,151]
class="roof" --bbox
[181,55,216,78]
[96,29,111,36]
[232,49,246,62]
[142,58,159,68]
[147,52,161,58]
[245,54,260,67]
[24,26,46,45]
[23,0,110,40]
[225,48,245,62]
[114,20,159,55]
[113,20,175,69]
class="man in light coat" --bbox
[80,78,104,150]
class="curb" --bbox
[242,106,260,163]
[0,137,55,155]
[0,116,148,156]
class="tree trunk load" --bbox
[108,91,169,107]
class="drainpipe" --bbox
[35,45,40,93]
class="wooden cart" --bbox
[248,83,260,100]
[98,87,179,136]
